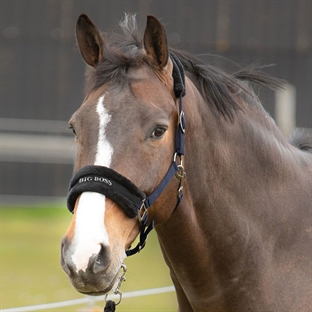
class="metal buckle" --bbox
[175,164,186,198]
[138,240,146,251]
[138,199,147,223]
[105,263,127,306]
[179,111,186,133]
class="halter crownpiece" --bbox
[170,53,186,98]
[66,53,186,257]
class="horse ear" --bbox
[143,15,169,69]
[75,14,104,68]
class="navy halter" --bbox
[67,53,186,256]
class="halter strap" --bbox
[66,53,186,257]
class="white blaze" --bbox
[71,94,113,272]
[94,95,113,166]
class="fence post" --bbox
[275,83,296,137]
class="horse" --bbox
[60,13,312,312]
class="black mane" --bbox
[86,14,283,120]
[170,48,283,119]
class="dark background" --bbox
[1,0,311,202]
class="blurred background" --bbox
[1,0,311,202]
[0,0,311,311]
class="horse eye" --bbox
[69,125,77,137]
[152,127,166,139]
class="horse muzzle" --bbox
[60,235,124,295]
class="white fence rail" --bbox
[0,118,69,134]
[0,286,175,312]
[0,118,75,164]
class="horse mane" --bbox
[288,128,312,152]
[86,14,284,120]
[169,48,283,119]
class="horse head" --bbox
[60,14,182,295]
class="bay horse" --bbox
[61,13,312,311]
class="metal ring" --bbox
[179,111,186,133]
[173,153,183,167]
[175,165,186,180]
[138,200,147,223]
[105,291,122,306]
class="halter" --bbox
[66,53,186,257]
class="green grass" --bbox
[0,204,177,311]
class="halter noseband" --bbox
[66,53,186,256]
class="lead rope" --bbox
[104,301,116,312]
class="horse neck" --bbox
[154,84,310,309]
[183,87,297,220]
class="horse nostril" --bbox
[93,244,111,274]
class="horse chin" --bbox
[77,274,118,296]
[68,259,124,296]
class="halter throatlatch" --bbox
[66,53,186,258]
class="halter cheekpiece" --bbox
[66,53,186,257]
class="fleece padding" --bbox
[67,165,146,218]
